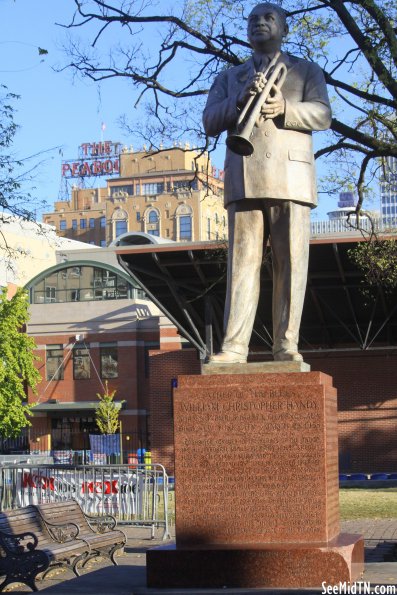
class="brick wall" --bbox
[30,331,141,407]
[148,349,201,473]
[28,329,157,454]
[307,350,397,472]
[147,348,397,474]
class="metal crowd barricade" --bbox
[0,463,170,540]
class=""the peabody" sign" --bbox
[61,140,122,178]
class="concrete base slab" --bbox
[146,533,364,589]
[201,361,311,375]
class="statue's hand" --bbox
[261,86,285,119]
[237,73,266,109]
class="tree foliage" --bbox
[95,381,123,434]
[61,0,397,209]
[349,235,397,291]
[0,288,40,438]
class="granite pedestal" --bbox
[147,369,364,588]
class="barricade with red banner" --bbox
[0,463,170,540]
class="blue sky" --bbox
[0,0,341,221]
[0,0,142,216]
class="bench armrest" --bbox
[0,530,39,555]
[83,512,117,533]
[42,520,80,543]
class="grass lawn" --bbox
[163,488,397,523]
[340,488,397,520]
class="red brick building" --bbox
[20,233,397,475]
[25,251,183,459]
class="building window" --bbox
[93,268,129,300]
[70,267,81,277]
[110,185,133,198]
[59,220,67,231]
[115,220,128,237]
[179,215,192,241]
[147,209,160,236]
[207,218,211,240]
[89,218,95,229]
[141,182,165,195]
[72,219,77,231]
[45,286,56,303]
[173,179,198,191]
[100,240,107,247]
[148,211,158,223]
[73,344,90,379]
[100,216,106,228]
[46,344,64,381]
[136,212,141,222]
[80,219,86,229]
[30,265,132,303]
[100,343,118,379]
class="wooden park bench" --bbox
[0,505,87,591]
[35,500,127,568]
[0,528,49,592]
[0,500,126,591]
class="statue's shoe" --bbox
[273,349,303,362]
[208,351,247,364]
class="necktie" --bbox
[260,55,270,73]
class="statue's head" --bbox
[247,3,288,52]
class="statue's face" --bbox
[247,4,288,51]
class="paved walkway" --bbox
[343,518,397,562]
[4,521,397,594]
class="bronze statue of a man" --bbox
[203,2,331,363]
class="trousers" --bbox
[221,199,311,358]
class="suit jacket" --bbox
[203,52,332,207]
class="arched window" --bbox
[29,265,136,304]
[146,209,160,236]
[176,204,193,241]
[115,220,127,237]
[180,216,192,241]
[112,209,128,240]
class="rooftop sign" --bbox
[61,141,122,178]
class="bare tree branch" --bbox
[57,0,397,210]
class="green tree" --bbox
[349,234,397,295]
[62,0,397,210]
[0,287,40,438]
[95,381,123,434]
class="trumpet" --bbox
[226,61,288,157]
